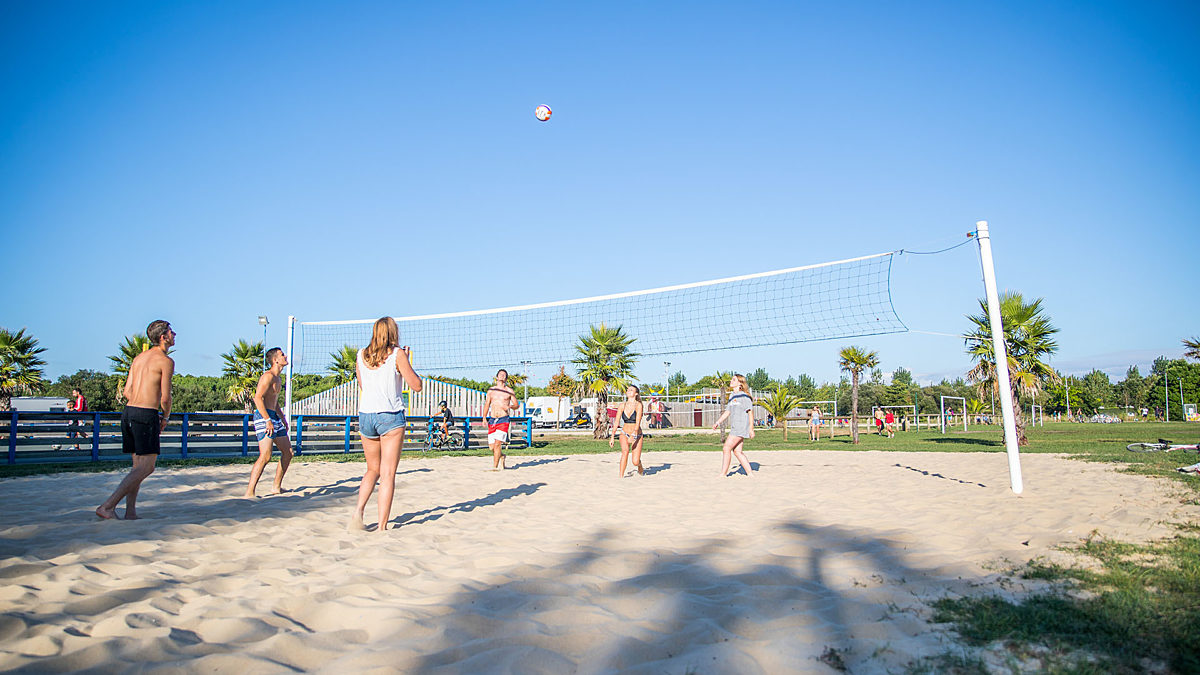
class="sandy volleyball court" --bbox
[1,450,1195,673]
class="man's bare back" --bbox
[124,344,174,423]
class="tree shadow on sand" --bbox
[410,519,970,673]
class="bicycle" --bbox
[423,422,464,452]
[1125,439,1200,453]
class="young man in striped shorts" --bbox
[245,347,294,497]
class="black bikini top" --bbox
[620,407,638,423]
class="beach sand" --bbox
[1,450,1195,673]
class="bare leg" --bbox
[731,437,754,478]
[271,436,293,494]
[351,436,381,531]
[491,440,505,469]
[97,454,157,519]
[632,436,644,475]
[245,438,273,497]
[376,428,404,532]
[719,435,736,477]
[618,434,630,477]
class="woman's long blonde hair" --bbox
[361,317,399,368]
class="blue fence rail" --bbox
[1,411,533,466]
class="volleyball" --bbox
[534,105,552,122]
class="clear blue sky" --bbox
[3,1,1197,387]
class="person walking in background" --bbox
[97,320,175,520]
[244,348,294,497]
[68,387,88,451]
[884,409,896,438]
[809,406,822,442]
[609,385,646,477]
[712,374,755,478]
[349,317,422,533]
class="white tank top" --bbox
[357,348,406,414]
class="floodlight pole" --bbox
[975,220,1023,494]
[664,362,671,398]
[1165,374,1170,422]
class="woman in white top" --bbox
[351,317,422,533]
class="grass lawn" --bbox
[4,421,1199,671]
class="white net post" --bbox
[285,315,295,434]
[976,220,1023,495]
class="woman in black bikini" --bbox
[609,385,645,477]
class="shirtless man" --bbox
[483,369,519,470]
[245,347,294,497]
[97,320,175,520]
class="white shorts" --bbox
[487,429,509,443]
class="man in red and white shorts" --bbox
[483,369,518,470]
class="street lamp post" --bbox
[664,361,671,398]
[257,316,269,368]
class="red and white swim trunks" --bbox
[486,416,510,443]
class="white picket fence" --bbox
[291,378,486,418]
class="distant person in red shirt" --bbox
[69,388,88,450]
[884,410,896,438]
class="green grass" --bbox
[929,526,1200,673]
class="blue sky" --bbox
[2,1,1197,387]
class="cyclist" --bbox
[433,400,454,437]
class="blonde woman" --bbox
[609,384,645,477]
[712,374,755,478]
[350,317,422,533]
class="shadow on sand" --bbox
[411,519,964,673]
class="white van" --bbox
[527,396,572,427]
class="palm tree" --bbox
[1184,337,1200,361]
[838,346,879,444]
[757,386,804,441]
[965,292,1059,446]
[328,345,358,385]
[109,334,171,405]
[708,370,734,438]
[572,324,639,439]
[222,340,265,412]
[0,328,47,411]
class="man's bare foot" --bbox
[348,514,366,532]
[271,486,287,495]
[243,490,256,499]
[124,512,141,520]
[96,506,117,520]
[499,455,506,470]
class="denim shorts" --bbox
[359,411,406,439]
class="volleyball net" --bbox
[289,251,906,375]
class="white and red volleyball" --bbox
[534,104,552,122]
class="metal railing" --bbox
[2,411,532,465]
